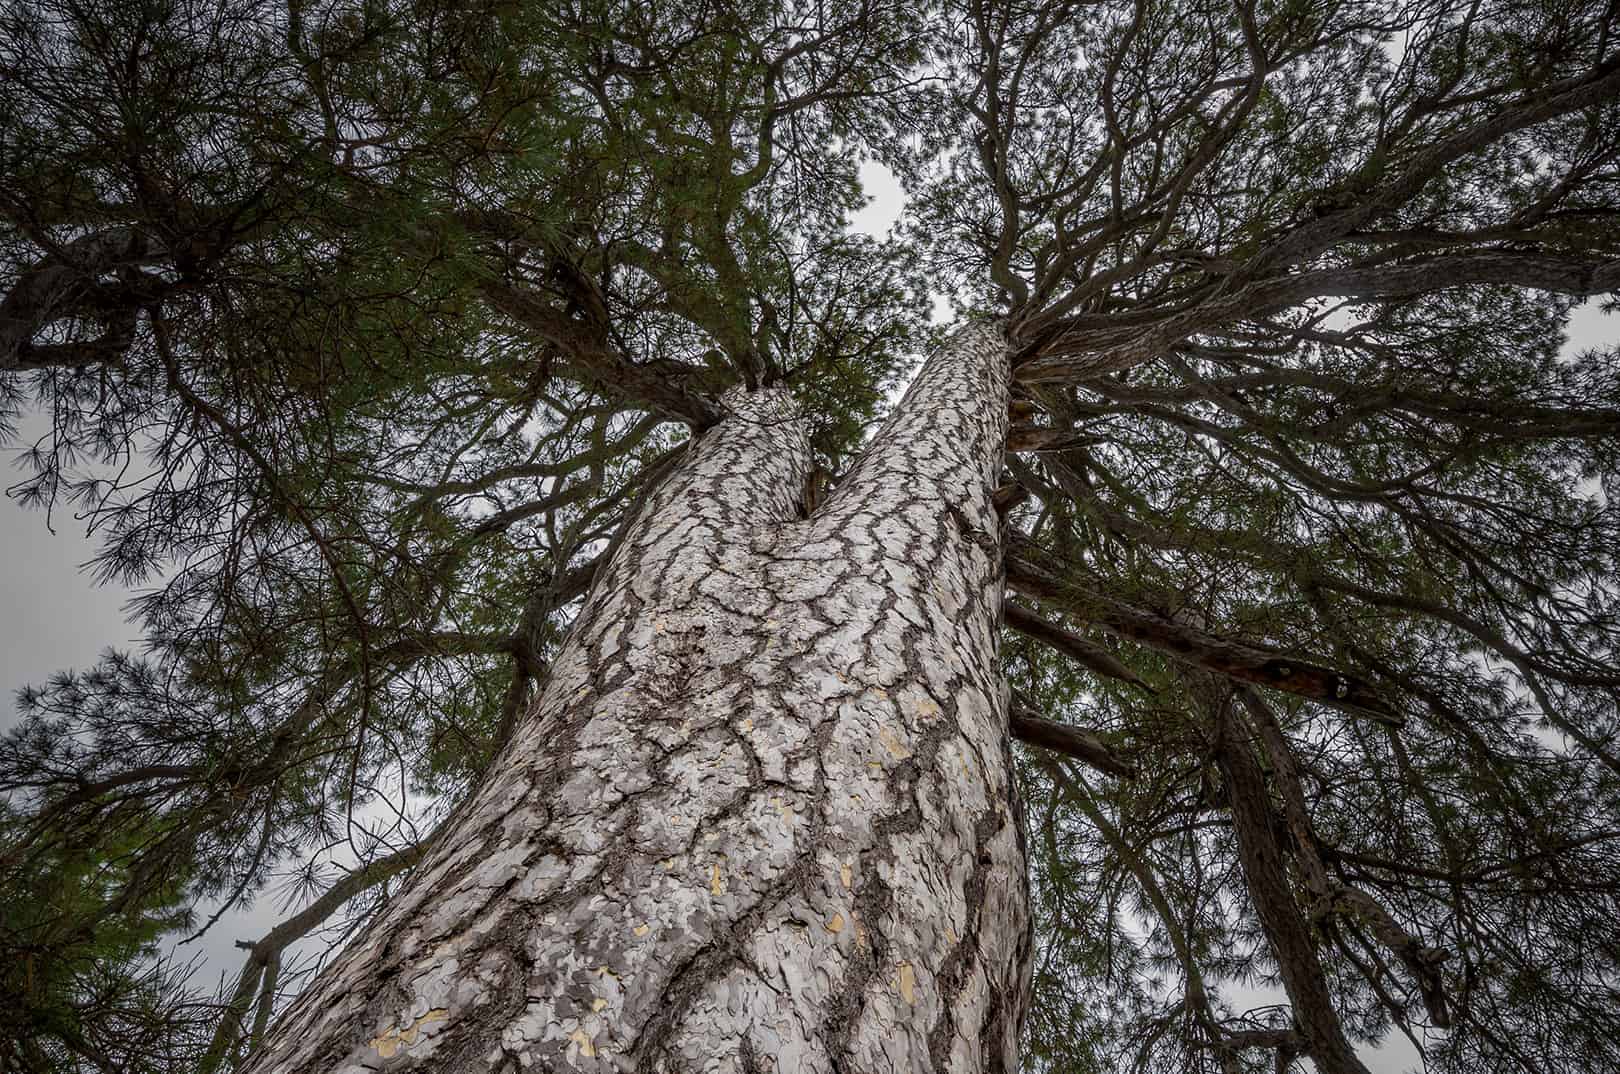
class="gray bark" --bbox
[241,324,1030,1073]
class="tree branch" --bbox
[1006,551,1404,725]
[1009,703,1136,778]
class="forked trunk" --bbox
[242,324,1031,1073]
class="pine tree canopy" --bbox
[2,0,1619,1071]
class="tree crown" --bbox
[3,0,1619,1071]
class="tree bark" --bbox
[1212,692,1372,1074]
[241,324,1030,1073]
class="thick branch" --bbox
[1241,690,1452,1029]
[1006,553,1403,725]
[478,278,722,427]
[1213,692,1373,1074]
[1009,704,1135,778]
[1018,251,1620,384]
[205,837,432,1072]
[0,229,156,371]
[1004,599,1150,690]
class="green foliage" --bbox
[0,804,207,1073]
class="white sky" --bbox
[851,160,907,236]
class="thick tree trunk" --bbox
[242,324,1030,1073]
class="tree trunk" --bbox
[241,324,1031,1073]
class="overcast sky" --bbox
[3,164,1615,1064]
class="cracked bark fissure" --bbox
[240,323,1031,1073]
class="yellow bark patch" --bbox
[878,727,910,760]
[825,913,845,934]
[710,862,726,896]
[910,696,941,719]
[897,963,917,1005]
[569,1028,597,1058]
[632,923,650,937]
[369,1009,447,1058]
[592,997,609,1012]
[840,862,853,889]
[742,718,754,732]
